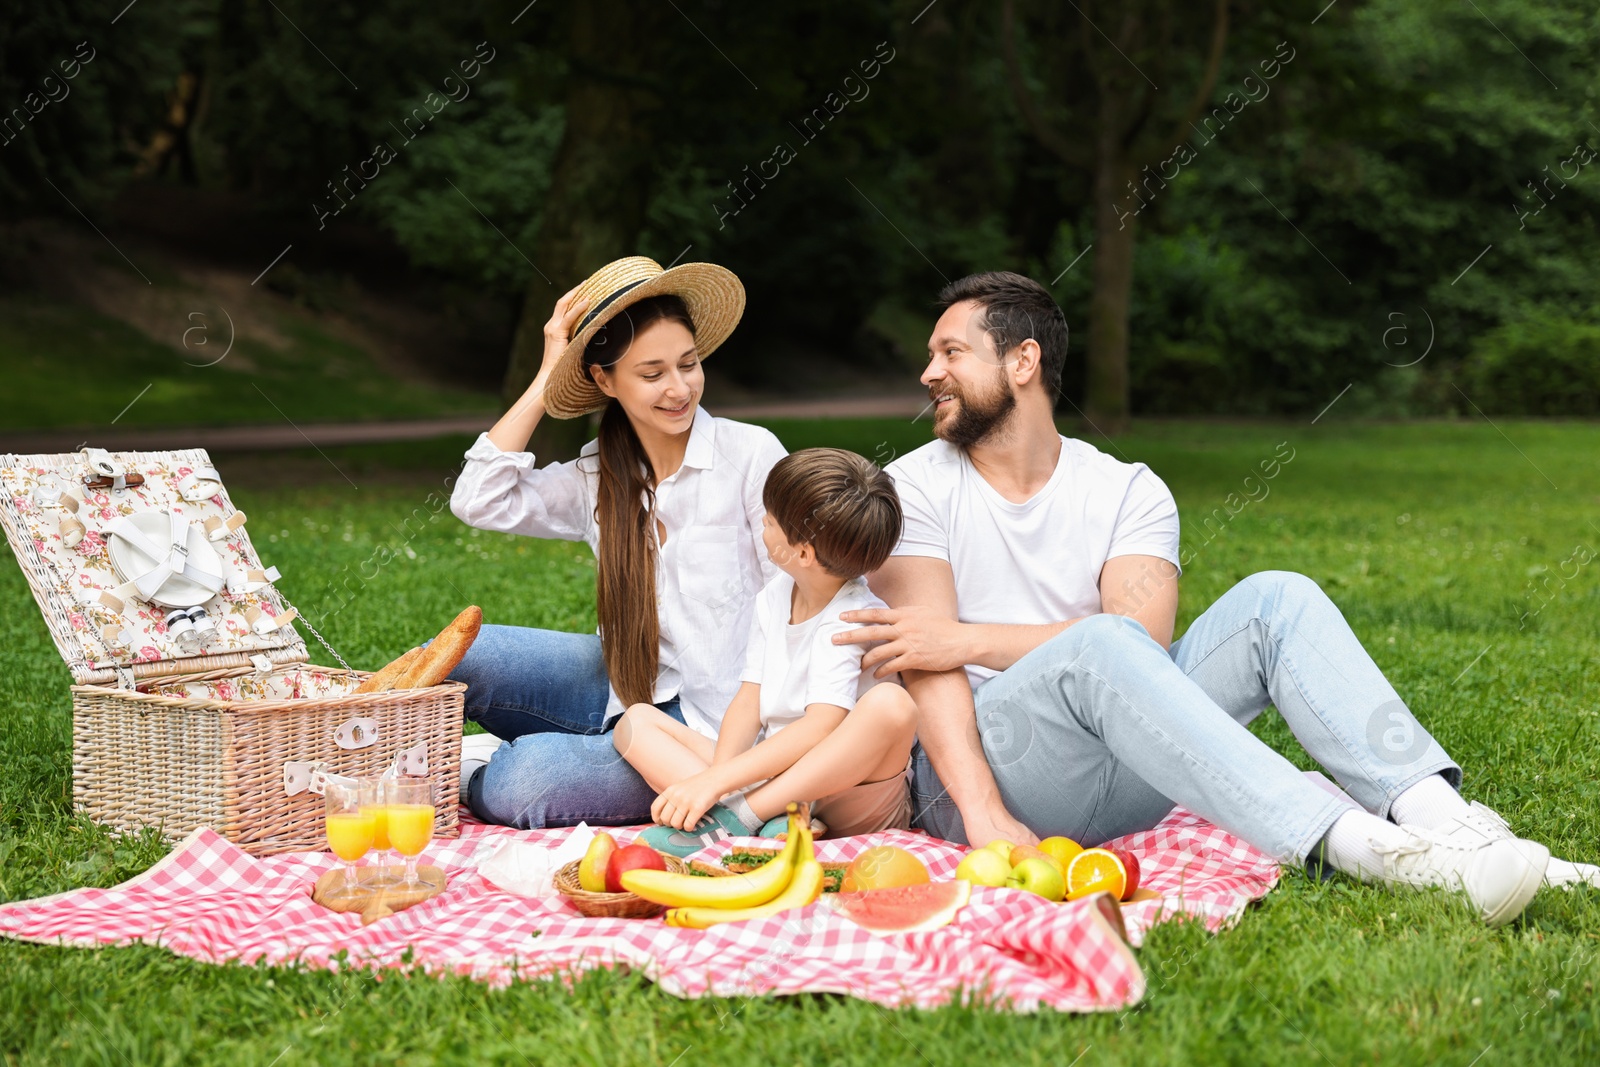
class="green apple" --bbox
[1006,856,1067,902]
[1009,844,1064,880]
[955,847,1012,888]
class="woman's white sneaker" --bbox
[459,733,505,804]
[1445,801,1600,889]
[1372,822,1548,927]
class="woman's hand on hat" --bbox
[538,286,592,383]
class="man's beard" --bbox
[934,369,1017,449]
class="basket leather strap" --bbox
[82,447,136,491]
[203,511,247,541]
[82,447,120,480]
[52,488,86,548]
[100,621,132,650]
[99,584,141,614]
[226,563,280,596]
[175,467,224,503]
[243,603,299,636]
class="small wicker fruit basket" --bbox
[553,856,705,919]
[0,447,462,855]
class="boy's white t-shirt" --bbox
[739,572,890,739]
[885,435,1182,693]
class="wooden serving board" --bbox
[313,865,447,925]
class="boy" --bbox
[613,448,918,856]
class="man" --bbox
[837,271,1585,927]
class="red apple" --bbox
[1109,847,1141,900]
[606,842,667,893]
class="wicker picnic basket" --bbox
[0,447,462,855]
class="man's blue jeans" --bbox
[446,625,683,829]
[910,571,1462,864]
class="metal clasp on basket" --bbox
[283,761,362,797]
[283,760,329,796]
[389,741,429,777]
[333,717,379,750]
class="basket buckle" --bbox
[283,760,328,796]
[333,717,379,750]
[390,741,429,777]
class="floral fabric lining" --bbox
[142,668,358,704]
[0,450,304,678]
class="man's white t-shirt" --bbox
[885,435,1182,692]
[740,573,890,739]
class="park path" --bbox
[0,394,929,455]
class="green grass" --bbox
[3,417,1599,1064]
[0,297,497,431]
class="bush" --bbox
[1130,339,1242,415]
[1461,317,1600,417]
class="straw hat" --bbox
[542,256,745,418]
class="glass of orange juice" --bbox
[324,779,377,907]
[386,779,438,891]
[360,779,402,889]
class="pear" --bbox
[577,831,617,892]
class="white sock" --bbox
[1322,810,1414,883]
[1547,858,1600,888]
[1389,773,1471,829]
[722,791,763,832]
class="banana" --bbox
[664,858,825,929]
[620,818,801,909]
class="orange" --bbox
[842,846,931,892]
[1037,836,1084,869]
[1065,847,1127,901]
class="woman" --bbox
[447,256,787,828]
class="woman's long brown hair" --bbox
[582,295,696,706]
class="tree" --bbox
[1001,0,1228,431]
[497,0,673,460]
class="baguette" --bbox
[393,605,482,689]
[354,646,423,694]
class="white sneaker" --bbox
[1373,821,1549,927]
[1447,802,1600,890]
[459,733,504,805]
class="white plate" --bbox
[106,512,225,608]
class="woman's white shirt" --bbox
[449,406,787,738]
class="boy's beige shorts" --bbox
[811,762,914,837]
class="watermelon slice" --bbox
[831,879,971,934]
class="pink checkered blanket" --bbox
[0,807,1277,1013]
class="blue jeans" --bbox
[446,625,683,828]
[910,571,1461,865]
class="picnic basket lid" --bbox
[0,447,310,686]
